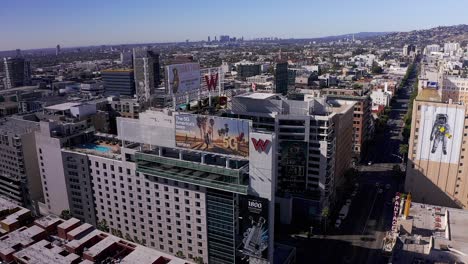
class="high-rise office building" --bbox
[403,44,417,57]
[237,63,261,79]
[56,44,61,56]
[274,62,289,95]
[219,35,230,43]
[3,57,31,89]
[228,93,354,223]
[101,69,135,96]
[36,108,278,264]
[0,118,42,208]
[207,36,210,42]
[133,48,160,104]
[405,87,468,209]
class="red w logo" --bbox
[204,73,218,91]
[251,138,271,152]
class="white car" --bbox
[368,161,373,166]
[335,219,342,228]
[351,190,357,197]
[378,188,383,194]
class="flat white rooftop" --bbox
[45,102,82,111]
[237,92,277,100]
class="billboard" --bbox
[237,195,269,262]
[201,67,223,92]
[416,105,464,164]
[279,141,308,192]
[167,63,201,95]
[175,114,250,157]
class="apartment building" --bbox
[441,76,468,104]
[0,118,42,208]
[36,108,279,264]
[405,87,468,208]
[228,93,354,223]
[320,88,373,160]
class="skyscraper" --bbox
[274,62,288,95]
[3,57,31,89]
[207,36,210,42]
[132,48,160,104]
[56,44,61,56]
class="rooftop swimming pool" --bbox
[79,144,112,153]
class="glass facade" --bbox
[206,189,235,264]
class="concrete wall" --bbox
[35,125,70,216]
[21,132,43,205]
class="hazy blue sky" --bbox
[1,0,467,51]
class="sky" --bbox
[1,0,468,51]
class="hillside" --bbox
[372,24,468,47]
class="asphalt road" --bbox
[279,67,418,264]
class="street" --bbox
[278,65,418,264]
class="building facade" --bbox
[0,118,42,209]
[405,88,468,208]
[36,109,277,264]
[228,93,354,223]
[3,57,31,89]
[102,69,135,96]
[274,62,289,95]
[133,48,160,104]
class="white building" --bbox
[370,88,391,107]
[444,42,460,54]
[424,44,440,55]
[36,108,278,264]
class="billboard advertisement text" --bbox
[416,105,464,164]
[167,63,201,95]
[237,195,269,262]
[175,114,250,157]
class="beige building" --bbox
[405,88,468,208]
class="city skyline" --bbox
[1,0,468,51]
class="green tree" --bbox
[60,209,72,220]
[97,219,109,232]
[371,61,383,74]
[399,144,409,159]
[175,251,186,259]
[125,234,133,242]
[192,256,204,264]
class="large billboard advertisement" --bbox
[416,105,464,164]
[167,63,201,95]
[237,195,269,263]
[279,141,308,193]
[175,114,250,157]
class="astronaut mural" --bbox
[430,114,452,155]
[417,105,464,164]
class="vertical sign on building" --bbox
[237,195,269,263]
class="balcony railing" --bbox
[136,152,248,194]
